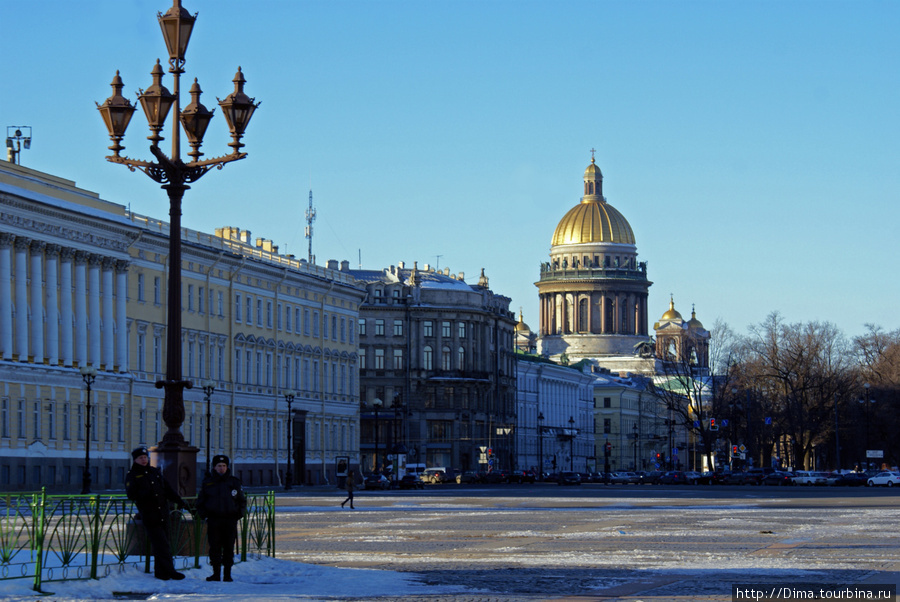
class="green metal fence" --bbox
[0,489,275,593]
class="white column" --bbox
[30,241,46,364]
[45,244,60,365]
[59,248,74,366]
[74,252,88,365]
[101,258,115,370]
[14,237,29,361]
[115,260,128,371]
[0,234,13,359]
[88,255,102,368]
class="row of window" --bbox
[0,399,224,450]
[136,274,227,317]
[234,294,355,344]
[359,345,466,372]
[359,319,467,339]
[232,416,355,456]
[233,350,355,397]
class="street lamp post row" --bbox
[80,366,98,494]
[97,0,258,495]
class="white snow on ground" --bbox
[0,556,469,601]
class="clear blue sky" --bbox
[4,1,898,339]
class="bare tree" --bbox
[852,325,900,467]
[741,313,853,470]
[650,318,740,472]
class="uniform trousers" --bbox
[207,517,238,567]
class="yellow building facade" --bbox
[0,161,364,490]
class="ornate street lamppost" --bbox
[372,399,383,473]
[201,380,216,475]
[568,416,576,472]
[858,383,875,470]
[537,411,544,481]
[632,422,638,471]
[80,366,98,494]
[283,390,296,490]
[97,0,258,495]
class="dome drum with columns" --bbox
[536,156,653,363]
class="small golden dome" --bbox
[660,296,683,321]
[515,309,531,333]
[687,306,704,330]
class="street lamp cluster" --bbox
[96,0,258,494]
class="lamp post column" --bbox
[537,411,544,481]
[373,399,382,473]
[80,366,98,494]
[568,416,575,472]
[202,380,215,475]
[284,390,296,490]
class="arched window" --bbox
[458,346,465,370]
[578,298,589,332]
[441,347,451,371]
[423,345,433,371]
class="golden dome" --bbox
[687,306,704,330]
[551,199,635,246]
[660,296,683,321]
[515,309,531,333]
[551,156,635,246]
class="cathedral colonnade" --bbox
[539,290,649,337]
[0,233,128,372]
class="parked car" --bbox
[761,471,795,486]
[867,472,900,487]
[657,471,689,485]
[398,474,424,489]
[642,470,665,485]
[364,473,391,490]
[833,472,868,487]
[421,468,448,484]
[482,470,505,484]
[609,472,634,484]
[683,471,703,485]
[557,471,582,485]
[793,471,828,486]
[456,471,482,484]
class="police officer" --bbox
[196,454,246,582]
[125,447,188,580]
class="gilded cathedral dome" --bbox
[550,157,636,247]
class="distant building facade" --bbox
[0,161,364,490]
[350,263,516,473]
[515,355,595,475]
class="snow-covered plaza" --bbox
[3,486,898,601]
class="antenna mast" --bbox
[305,189,317,264]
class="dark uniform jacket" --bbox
[196,469,247,520]
[125,462,186,525]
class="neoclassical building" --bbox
[536,156,653,373]
[350,263,517,473]
[0,160,364,491]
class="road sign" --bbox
[867,450,884,459]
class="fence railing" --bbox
[0,489,275,593]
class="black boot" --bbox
[206,564,221,582]
[223,565,233,582]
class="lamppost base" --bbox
[151,442,200,497]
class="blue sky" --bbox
[3,1,898,338]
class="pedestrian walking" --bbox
[124,447,188,581]
[196,454,246,582]
[341,470,356,509]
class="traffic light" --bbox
[732,445,738,455]
[709,418,718,431]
